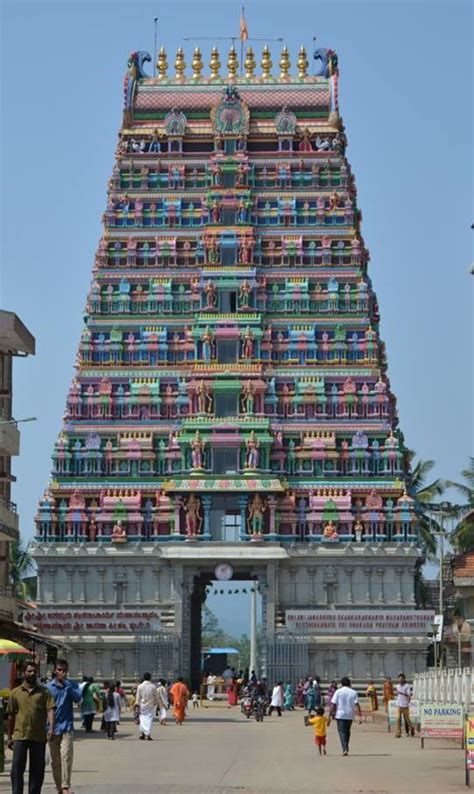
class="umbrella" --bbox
[0,639,32,661]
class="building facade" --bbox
[30,43,432,684]
[0,311,35,634]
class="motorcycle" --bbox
[252,695,266,722]
[241,696,253,719]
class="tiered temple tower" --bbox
[30,44,431,684]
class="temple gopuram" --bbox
[30,43,433,685]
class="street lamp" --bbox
[0,417,37,426]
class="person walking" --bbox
[330,676,362,756]
[47,658,81,794]
[134,673,159,741]
[169,677,189,725]
[308,705,331,756]
[382,676,394,713]
[7,661,55,794]
[103,682,121,740]
[156,678,169,726]
[395,673,415,738]
[283,681,295,710]
[268,681,284,716]
[80,676,100,732]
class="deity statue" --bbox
[204,280,217,309]
[201,327,214,362]
[196,380,212,414]
[245,431,260,470]
[354,519,364,542]
[323,520,338,540]
[242,327,255,360]
[239,279,251,309]
[241,380,255,414]
[190,430,205,470]
[111,520,127,543]
[211,199,221,223]
[183,494,202,537]
[298,127,313,152]
[248,494,266,535]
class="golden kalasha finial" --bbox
[157,46,168,80]
[279,45,290,79]
[192,47,203,79]
[244,46,256,78]
[297,45,308,78]
[261,45,272,79]
[175,47,186,80]
[227,45,238,79]
[209,46,221,79]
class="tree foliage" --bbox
[448,458,474,552]
[9,539,36,601]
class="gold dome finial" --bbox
[244,46,256,78]
[227,45,238,79]
[157,46,168,80]
[192,47,203,79]
[279,45,290,79]
[297,45,308,78]
[209,46,221,79]
[261,45,272,79]
[175,46,186,80]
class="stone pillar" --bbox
[265,563,277,634]
[95,648,103,679]
[410,650,418,677]
[238,495,248,537]
[397,650,405,672]
[395,567,404,604]
[66,567,74,603]
[307,566,316,604]
[376,567,385,604]
[364,566,372,604]
[201,495,212,539]
[366,650,373,679]
[153,568,160,602]
[345,567,354,605]
[379,650,386,678]
[267,496,276,535]
[289,567,297,604]
[97,567,106,603]
[78,568,86,603]
[37,567,43,603]
[135,568,143,603]
[173,497,181,537]
[76,648,84,678]
[133,646,140,679]
[50,568,57,602]
[346,648,354,678]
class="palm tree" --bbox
[9,539,36,601]
[406,453,445,555]
[447,458,474,552]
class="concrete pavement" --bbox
[1,706,467,793]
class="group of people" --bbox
[6,659,193,794]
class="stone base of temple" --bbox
[30,541,430,684]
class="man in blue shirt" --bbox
[47,659,81,794]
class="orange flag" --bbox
[240,7,249,41]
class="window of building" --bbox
[213,447,239,474]
[220,291,237,312]
[216,339,238,363]
[221,246,237,266]
[214,392,238,417]
[221,208,236,225]
[223,511,242,541]
[222,171,235,188]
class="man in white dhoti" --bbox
[268,681,284,717]
[134,673,159,740]
[156,678,169,726]
[207,673,216,701]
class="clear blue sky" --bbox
[1,1,472,635]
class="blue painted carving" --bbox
[313,48,338,78]
[125,51,152,112]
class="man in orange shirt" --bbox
[169,677,189,725]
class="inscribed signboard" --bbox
[285,609,435,634]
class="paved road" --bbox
[1,706,466,793]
